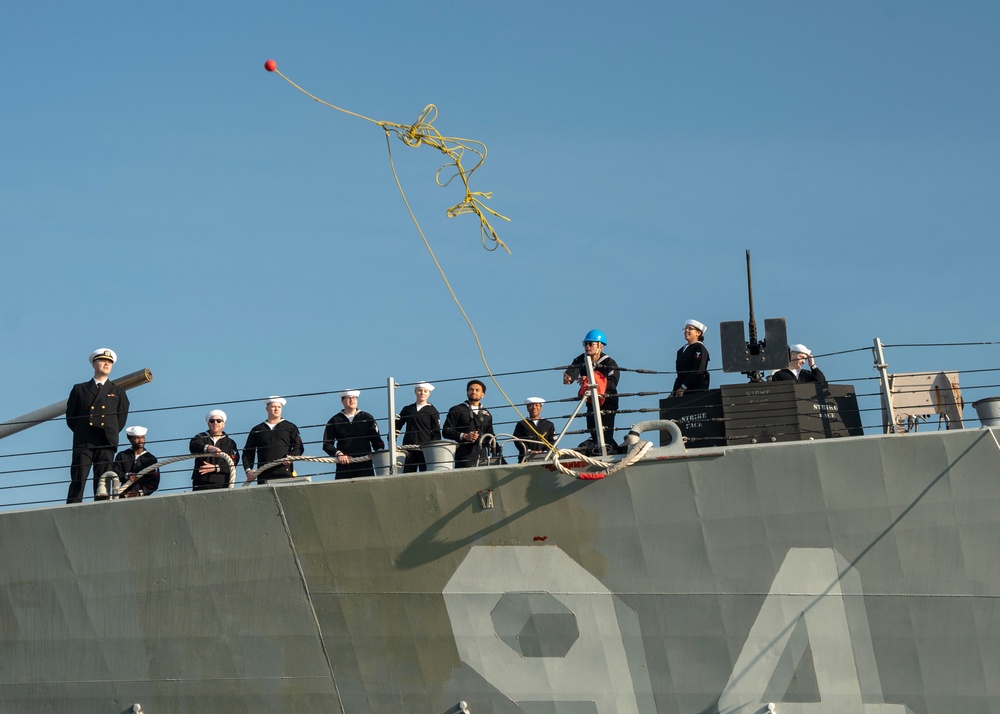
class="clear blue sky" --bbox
[2,1,998,509]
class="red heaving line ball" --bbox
[264,59,277,72]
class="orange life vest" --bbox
[577,371,608,405]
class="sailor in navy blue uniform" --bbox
[671,319,711,396]
[65,348,131,503]
[243,396,304,484]
[190,409,240,490]
[512,397,556,462]
[108,425,160,498]
[563,330,620,449]
[395,382,441,473]
[443,380,497,468]
[771,343,827,383]
[323,390,385,479]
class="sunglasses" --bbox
[208,418,224,423]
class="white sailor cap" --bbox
[789,343,812,356]
[684,319,707,334]
[340,389,361,399]
[89,348,117,364]
[206,409,227,424]
[525,397,545,405]
[265,396,287,406]
[415,382,435,392]
[125,426,147,437]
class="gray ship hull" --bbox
[2,427,999,713]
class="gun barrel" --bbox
[746,249,758,345]
[0,368,154,440]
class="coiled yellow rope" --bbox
[265,62,510,253]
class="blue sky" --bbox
[2,1,998,508]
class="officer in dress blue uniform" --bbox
[65,348,130,504]
[443,380,498,468]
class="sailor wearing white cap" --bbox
[671,320,711,397]
[513,397,556,463]
[189,410,240,490]
[323,389,385,479]
[243,396,303,484]
[65,347,131,503]
[771,344,827,384]
[107,425,160,498]
[395,382,441,473]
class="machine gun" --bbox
[719,251,788,382]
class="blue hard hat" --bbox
[583,329,607,345]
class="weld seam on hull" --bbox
[271,488,347,714]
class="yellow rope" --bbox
[382,131,551,448]
[266,61,559,454]
[268,66,510,253]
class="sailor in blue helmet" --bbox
[562,329,620,451]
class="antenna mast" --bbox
[745,250,762,382]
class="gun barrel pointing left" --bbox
[0,368,154,441]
